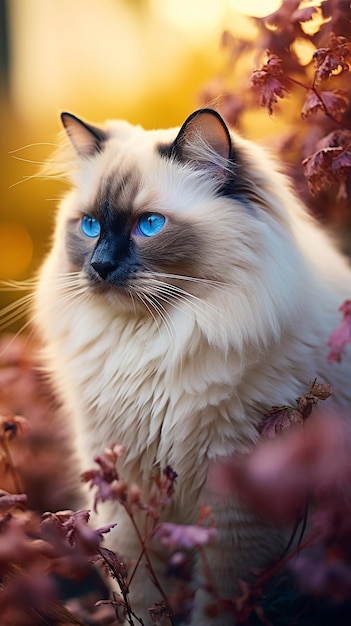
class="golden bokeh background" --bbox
[0,0,282,296]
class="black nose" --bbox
[91,260,117,280]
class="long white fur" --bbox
[33,116,351,625]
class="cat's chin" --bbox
[91,282,150,316]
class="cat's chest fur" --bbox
[41,279,335,511]
[48,295,255,499]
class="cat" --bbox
[32,107,351,625]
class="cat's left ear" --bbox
[172,109,232,178]
[61,112,106,158]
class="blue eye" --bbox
[81,215,101,238]
[137,213,165,237]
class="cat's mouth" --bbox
[85,261,213,321]
[86,270,155,313]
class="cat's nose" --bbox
[91,260,117,280]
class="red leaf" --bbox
[260,406,302,438]
[313,33,351,84]
[328,300,351,363]
[302,146,351,195]
[292,7,317,23]
[148,600,174,625]
[301,89,349,122]
[251,54,288,114]
[264,0,300,30]
[260,380,331,437]
[317,129,351,151]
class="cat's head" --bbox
[43,108,306,351]
[60,109,234,292]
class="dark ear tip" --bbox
[60,112,77,127]
[174,107,232,162]
[193,108,225,121]
[184,108,228,127]
[60,112,71,129]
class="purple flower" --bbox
[155,522,216,551]
[328,300,351,363]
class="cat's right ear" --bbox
[61,112,106,158]
[167,109,234,182]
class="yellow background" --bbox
[0,0,282,291]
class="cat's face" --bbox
[46,108,304,348]
[65,157,207,299]
[59,110,260,312]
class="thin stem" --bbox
[236,529,320,623]
[127,548,145,588]
[123,503,176,626]
[284,75,350,130]
[128,476,172,592]
[0,436,23,494]
[196,525,320,624]
[198,545,239,615]
[98,549,143,626]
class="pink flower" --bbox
[327,300,351,363]
[208,413,351,524]
[155,522,216,551]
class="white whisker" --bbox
[127,287,137,316]
[0,281,36,292]
[152,287,216,335]
[132,287,176,346]
[134,287,185,374]
[9,142,59,153]
[10,156,50,165]
[146,271,229,288]
[131,290,161,334]
[0,295,34,330]
[0,321,36,359]
[0,273,86,332]
[9,174,69,189]
[136,276,221,332]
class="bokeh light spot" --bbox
[230,0,281,18]
[0,223,33,279]
[291,38,316,66]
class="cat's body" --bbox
[33,109,351,625]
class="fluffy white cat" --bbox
[33,108,351,625]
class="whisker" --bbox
[132,288,176,346]
[0,281,36,292]
[139,278,221,331]
[0,295,34,330]
[145,271,229,288]
[151,287,214,334]
[138,272,227,327]
[9,174,69,190]
[0,320,35,359]
[0,272,82,290]
[130,287,162,328]
[127,287,137,317]
[10,156,51,165]
[0,273,87,332]
[131,290,161,334]
[9,143,59,153]
[154,280,216,309]
[134,288,185,374]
